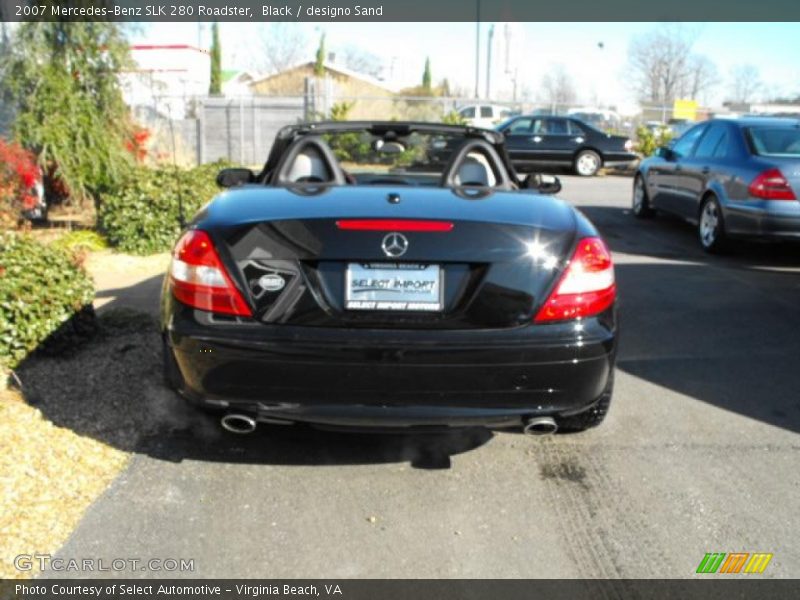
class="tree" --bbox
[422,57,432,92]
[628,25,710,105]
[339,44,383,79]
[209,22,221,95]
[314,33,326,77]
[2,22,133,204]
[540,65,577,106]
[681,55,719,105]
[255,23,307,73]
[729,64,761,104]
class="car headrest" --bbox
[287,147,331,183]
[454,152,497,187]
[441,139,511,189]
[271,136,346,186]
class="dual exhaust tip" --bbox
[522,416,558,436]
[220,413,257,434]
[220,413,558,436]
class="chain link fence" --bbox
[130,91,716,167]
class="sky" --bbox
[129,22,800,111]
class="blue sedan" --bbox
[633,117,800,252]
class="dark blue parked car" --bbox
[633,117,800,252]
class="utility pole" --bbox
[474,0,480,99]
[485,24,494,100]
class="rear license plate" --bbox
[345,263,443,311]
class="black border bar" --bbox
[3,579,800,600]
[2,0,800,22]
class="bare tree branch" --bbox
[728,64,761,104]
[540,65,576,106]
[627,25,716,106]
[337,44,384,79]
[254,23,308,74]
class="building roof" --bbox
[131,44,209,55]
[249,61,391,92]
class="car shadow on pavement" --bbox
[14,275,493,470]
[581,204,800,434]
[578,204,800,270]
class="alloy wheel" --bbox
[576,152,600,176]
[700,200,719,248]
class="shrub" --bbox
[51,230,109,254]
[98,162,224,255]
[0,233,96,370]
[635,125,673,157]
[0,138,39,228]
[441,110,467,125]
[51,230,109,266]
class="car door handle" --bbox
[532,136,542,143]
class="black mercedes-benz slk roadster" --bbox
[160,121,617,435]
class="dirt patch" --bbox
[0,389,128,579]
[1,309,217,579]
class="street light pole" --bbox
[474,0,480,99]
[486,24,494,100]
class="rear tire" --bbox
[698,196,728,254]
[632,174,654,218]
[557,371,614,432]
[574,150,602,177]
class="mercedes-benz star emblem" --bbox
[381,232,409,258]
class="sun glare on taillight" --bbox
[534,237,616,323]
[169,230,252,317]
[748,168,797,200]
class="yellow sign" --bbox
[673,99,698,121]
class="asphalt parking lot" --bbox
[45,175,800,579]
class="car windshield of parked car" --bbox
[747,126,800,157]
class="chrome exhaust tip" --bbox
[522,416,558,436]
[220,413,257,434]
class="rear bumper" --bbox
[724,200,800,240]
[165,306,616,428]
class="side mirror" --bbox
[654,146,674,160]
[217,168,255,188]
[523,173,562,195]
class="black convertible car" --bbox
[160,122,617,435]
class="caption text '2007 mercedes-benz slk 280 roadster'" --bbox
[160,122,617,436]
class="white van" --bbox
[457,104,515,129]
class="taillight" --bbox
[748,168,797,200]
[534,237,616,323]
[169,230,252,317]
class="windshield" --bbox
[747,126,800,157]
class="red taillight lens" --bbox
[748,168,797,200]
[335,219,454,232]
[169,230,252,317]
[534,237,616,323]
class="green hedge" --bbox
[98,162,226,255]
[0,233,96,370]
